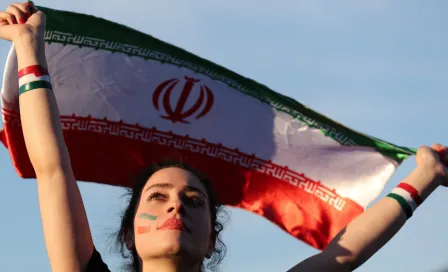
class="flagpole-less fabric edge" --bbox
[32,6,417,162]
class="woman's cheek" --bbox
[135,211,158,234]
[195,209,212,232]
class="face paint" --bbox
[139,213,157,221]
[136,213,156,234]
[137,226,151,234]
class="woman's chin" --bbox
[136,233,196,258]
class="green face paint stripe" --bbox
[139,213,157,220]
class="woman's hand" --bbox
[416,144,448,187]
[0,2,45,42]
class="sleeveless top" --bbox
[85,247,110,272]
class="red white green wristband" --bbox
[386,183,423,219]
[18,65,52,95]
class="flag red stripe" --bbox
[0,111,363,250]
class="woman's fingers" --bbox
[431,144,447,163]
[25,1,38,13]
[6,3,30,24]
[0,11,17,25]
[0,2,44,41]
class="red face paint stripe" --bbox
[137,226,151,234]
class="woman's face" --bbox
[133,167,214,262]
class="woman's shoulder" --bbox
[85,247,111,272]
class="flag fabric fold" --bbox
[0,7,415,249]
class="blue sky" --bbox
[1,0,447,271]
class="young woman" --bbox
[1,3,447,272]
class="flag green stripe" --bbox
[36,6,417,162]
[387,193,413,219]
[19,81,52,94]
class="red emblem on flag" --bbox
[152,76,214,124]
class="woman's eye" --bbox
[148,192,167,201]
[187,196,205,207]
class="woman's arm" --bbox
[1,3,94,271]
[290,145,447,272]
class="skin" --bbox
[132,167,214,271]
[1,3,447,272]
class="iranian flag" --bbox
[0,7,415,250]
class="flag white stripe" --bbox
[1,43,401,209]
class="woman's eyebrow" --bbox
[144,183,207,198]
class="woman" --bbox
[1,3,447,272]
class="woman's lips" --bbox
[158,218,190,233]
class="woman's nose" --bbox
[166,200,185,215]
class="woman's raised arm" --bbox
[0,3,94,271]
[290,145,447,272]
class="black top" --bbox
[85,247,110,272]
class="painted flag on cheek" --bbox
[0,7,416,250]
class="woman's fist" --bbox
[0,2,45,42]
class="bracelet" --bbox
[386,183,423,219]
[18,65,52,95]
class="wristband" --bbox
[386,182,422,219]
[18,65,52,95]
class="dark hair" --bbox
[116,160,227,271]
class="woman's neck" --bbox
[141,257,201,272]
